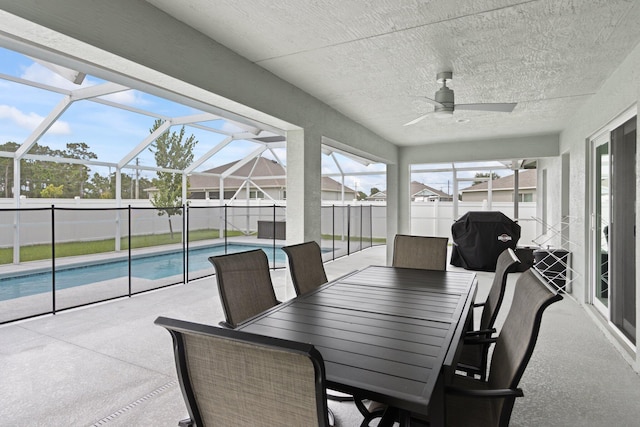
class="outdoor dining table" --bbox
[238,265,477,427]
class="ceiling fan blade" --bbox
[403,112,433,126]
[420,96,444,107]
[454,102,517,112]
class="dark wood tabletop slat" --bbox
[258,313,448,348]
[317,285,461,307]
[317,346,433,380]
[340,267,473,291]
[245,321,446,360]
[281,303,451,336]
[299,296,459,321]
[306,290,459,313]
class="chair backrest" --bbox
[208,249,278,328]
[479,248,520,331]
[155,316,330,427]
[282,241,328,296]
[487,268,563,425]
[392,234,449,271]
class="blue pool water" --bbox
[0,244,286,301]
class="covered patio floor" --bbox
[2,245,640,426]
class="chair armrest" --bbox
[465,328,496,337]
[445,385,524,399]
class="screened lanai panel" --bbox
[53,207,129,310]
[0,208,53,322]
[130,206,185,293]
[186,205,224,281]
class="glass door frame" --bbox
[588,105,637,344]
[590,132,610,317]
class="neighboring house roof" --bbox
[410,181,451,199]
[184,157,355,192]
[366,181,452,200]
[460,169,537,193]
[367,191,387,200]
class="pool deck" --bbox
[2,245,640,426]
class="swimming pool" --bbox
[0,243,286,301]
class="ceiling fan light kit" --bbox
[404,71,517,125]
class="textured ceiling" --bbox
[145,0,640,146]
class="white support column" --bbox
[386,161,400,264]
[115,167,122,251]
[182,173,187,206]
[219,176,225,237]
[514,168,520,219]
[396,150,410,236]
[12,158,20,264]
[453,164,459,220]
[286,129,322,245]
[488,170,493,210]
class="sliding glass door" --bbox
[591,115,636,345]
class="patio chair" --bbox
[392,234,449,271]
[155,316,331,427]
[456,248,520,380]
[359,268,562,427]
[443,268,563,426]
[208,249,279,329]
[282,241,328,296]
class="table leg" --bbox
[377,406,398,427]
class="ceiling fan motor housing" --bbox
[434,86,454,114]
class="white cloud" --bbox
[99,90,147,106]
[0,105,71,135]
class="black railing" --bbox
[0,203,384,324]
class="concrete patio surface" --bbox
[2,245,640,426]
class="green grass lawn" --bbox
[0,229,246,264]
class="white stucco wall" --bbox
[538,39,640,367]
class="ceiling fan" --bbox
[404,71,517,126]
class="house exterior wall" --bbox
[538,39,640,369]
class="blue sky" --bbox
[0,46,495,194]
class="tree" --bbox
[1,141,98,199]
[63,142,97,197]
[472,172,501,186]
[0,141,19,198]
[148,120,197,238]
[370,187,381,196]
[85,172,113,198]
[40,184,64,198]
[356,191,367,200]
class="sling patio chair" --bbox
[456,248,520,380]
[359,268,563,427]
[282,241,328,296]
[392,234,449,271]
[208,249,279,329]
[155,316,331,427]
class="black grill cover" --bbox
[450,211,521,271]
